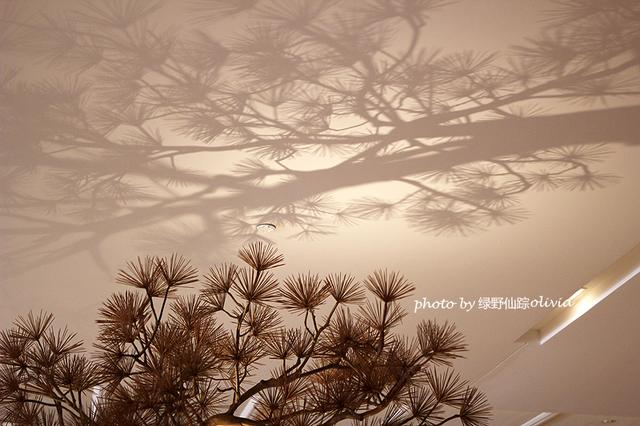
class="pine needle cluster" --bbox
[0,242,490,425]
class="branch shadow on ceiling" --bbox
[1,0,639,273]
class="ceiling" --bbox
[1,0,639,424]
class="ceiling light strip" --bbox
[521,412,558,426]
[519,243,640,345]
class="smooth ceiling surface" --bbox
[1,0,639,422]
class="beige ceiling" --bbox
[1,0,639,424]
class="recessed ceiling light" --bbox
[602,420,616,424]
[256,223,276,232]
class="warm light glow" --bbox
[572,292,595,317]
[566,287,586,305]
